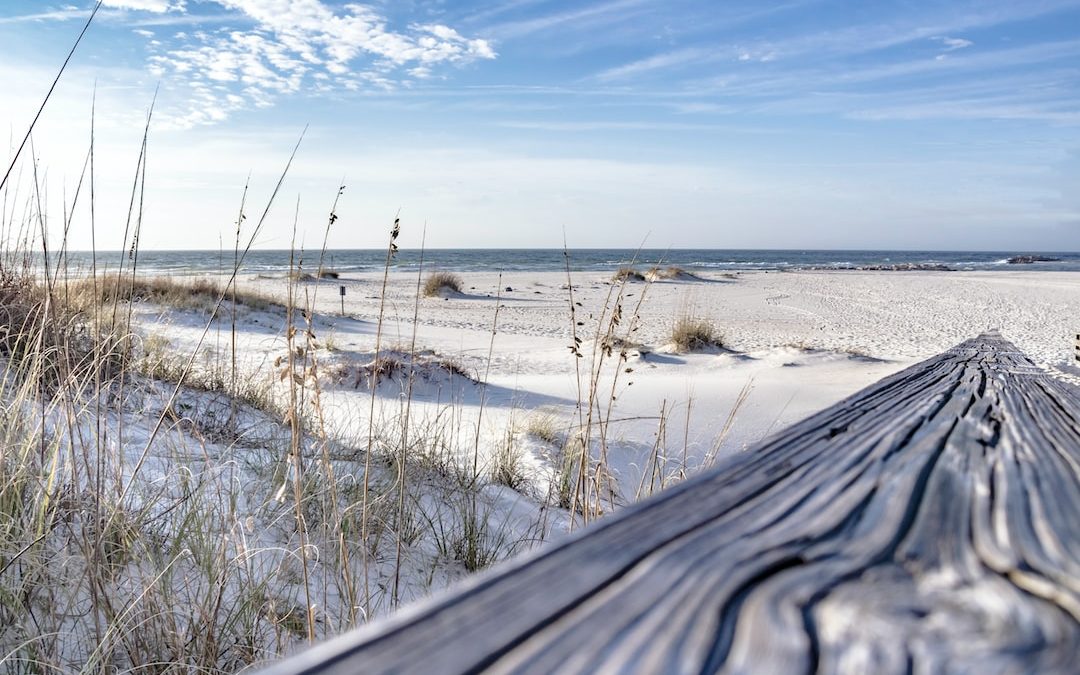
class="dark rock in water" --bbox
[505,286,513,292]
[1007,255,1061,264]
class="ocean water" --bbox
[49,249,1080,275]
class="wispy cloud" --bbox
[746,0,1078,62]
[460,0,553,26]
[595,46,717,81]
[102,0,184,12]
[486,0,651,39]
[590,0,1079,85]
[745,64,1080,125]
[695,38,1080,98]
[0,7,91,23]
[849,100,1080,123]
[496,119,767,132]
[934,35,973,51]
[126,12,237,27]
[932,34,973,60]
[0,5,244,26]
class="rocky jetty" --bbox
[1006,255,1061,264]
[798,262,955,272]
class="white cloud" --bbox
[141,1,496,128]
[0,8,87,23]
[102,0,185,12]
[200,1,495,70]
[934,36,973,51]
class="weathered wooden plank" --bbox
[264,332,1080,674]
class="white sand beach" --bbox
[140,268,1080,510]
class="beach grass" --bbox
[611,266,645,282]
[0,134,561,671]
[670,315,723,352]
[645,265,703,282]
[0,227,564,672]
[422,271,464,297]
[0,29,736,666]
[0,138,763,669]
[66,274,283,313]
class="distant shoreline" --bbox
[28,248,1080,275]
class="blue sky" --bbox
[3,0,1080,251]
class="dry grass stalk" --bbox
[559,249,655,525]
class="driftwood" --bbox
[265,332,1080,674]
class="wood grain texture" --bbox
[264,332,1080,674]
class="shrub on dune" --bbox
[423,271,464,297]
[645,266,705,282]
[67,275,281,313]
[612,267,645,282]
[670,316,723,352]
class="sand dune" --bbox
[148,268,1076,507]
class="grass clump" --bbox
[348,348,475,390]
[288,269,340,281]
[1,269,127,385]
[423,271,464,297]
[491,433,528,492]
[670,316,723,352]
[612,267,645,282]
[68,275,282,314]
[0,272,45,360]
[523,410,561,445]
[645,266,701,282]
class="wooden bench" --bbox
[264,332,1080,674]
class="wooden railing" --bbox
[263,332,1080,674]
